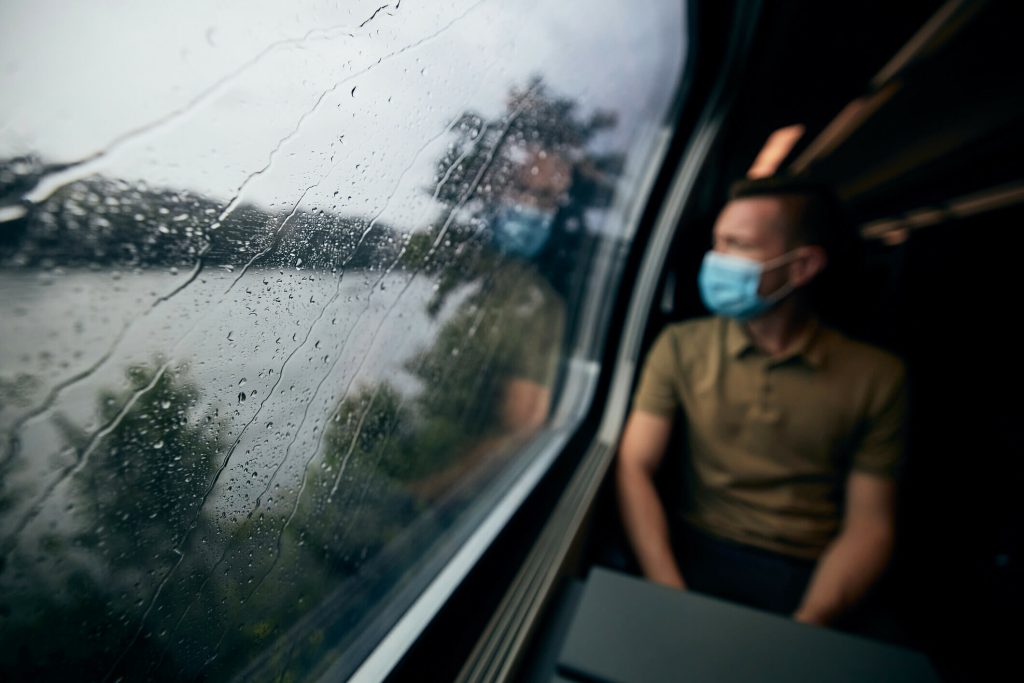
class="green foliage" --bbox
[299,383,421,572]
[0,156,407,273]
[60,362,226,555]
[430,77,617,209]
[0,362,227,680]
[412,77,618,315]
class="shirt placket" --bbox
[753,357,782,424]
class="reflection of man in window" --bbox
[617,177,907,628]
[408,145,569,498]
[487,144,574,427]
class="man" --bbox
[407,144,568,500]
[616,176,906,627]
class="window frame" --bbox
[355,1,768,680]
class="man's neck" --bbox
[743,298,816,358]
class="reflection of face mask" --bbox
[492,203,555,259]
[698,250,799,320]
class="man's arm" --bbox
[616,410,686,590]
[500,378,551,435]
[409,379,551,500]
[793,471,896,625]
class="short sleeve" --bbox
[499,273,565,388]
[851,359,908,478]
[632,328,681,418]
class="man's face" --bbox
[711,196,794,297]
[510,146,572,210]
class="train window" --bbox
[0,1,687,679]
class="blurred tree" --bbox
[0,362,227,680]
[404,76,620,313]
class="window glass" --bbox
[0,1,686,679]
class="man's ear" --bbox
[792,245,827,286]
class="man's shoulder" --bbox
[819,326,906,380]
[657,315,721,345]
[643,317,722,373]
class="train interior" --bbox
[581,1,1023,681]
[393,1,1024,681]
[2,1,1020,681]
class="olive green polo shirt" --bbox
[633,316,907,560]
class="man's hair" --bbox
[728,175,846,255]
[728,175,865,327]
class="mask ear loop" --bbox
[761,248,801,271]
[759,249,801,304]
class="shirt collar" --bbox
[725,317,827,369]
[725,317,755,358]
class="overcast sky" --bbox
[1,0,686,232]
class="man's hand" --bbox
[792,609,829,626]
[616,410,687,590]
[793,471,896,626]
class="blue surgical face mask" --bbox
[491,203,555,259]
[698,250,799,320]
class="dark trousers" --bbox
[668,525,917,648]
[672,525,816,616]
